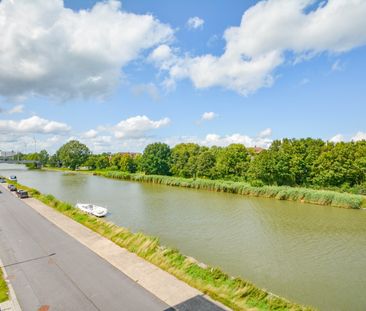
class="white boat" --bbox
[9,175,17,181]
[75,203,108,217]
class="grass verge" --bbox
[94,171,365,209]
[0,267,9,303]
[8,180,313,311]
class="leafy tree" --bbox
[196,150,217,178]
[170,143,202,177]
[215,144,250,179]
[119,154,137,173]
[49,154,61,167]
[56,140,91,170]
[38,149,49,166]
[83,155,98,170]
[248,147,294,186]
[96,155,109,169]
[141,143,171,175]
[311,142,364,187]
[110,153,122,169]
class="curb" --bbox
[0,258,22,311]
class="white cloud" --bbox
[201,112,218,121]
[0,116,70,134]
[202,133,272,148]
[114,115,170,139]
[352,132,366,141]
[258,128,272,138]
[201,128,273,148]
[154,0,366,94]
[83,129,98,139]
[187,17,204,29]
[329,134,345,143]
[0,0,173,100]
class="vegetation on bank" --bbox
[94,171,365,209]
[7,180,313,311]
[20,138,366,196]
[0,267,9,303]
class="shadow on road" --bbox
[164,295,227,311]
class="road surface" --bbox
[0,187,170,311]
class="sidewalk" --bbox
[0,259,22,311]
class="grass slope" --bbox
[0,268,9,303]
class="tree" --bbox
[196,150,217,178]
[119,154,137,173]
[38,149,49,166]
[141,143,171,175]
[49,154,61,167]
[215,144,250,179]
[311,142,364,187]
[110,153,122,169]
[170,143,202,177]
[56,140,91,170]
[95,155,109,169]
[248,147,294,186]
[83,155,98,170]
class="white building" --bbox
[0,150,17,158]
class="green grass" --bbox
[10,180,313,311]
[93,171,365,209]
[0,267,9,303]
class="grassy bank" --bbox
[93,171,365,209]
[8,180,312,311]
[0,267,9,303]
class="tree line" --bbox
[22,138,366,193]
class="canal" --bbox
[1,164,366,310]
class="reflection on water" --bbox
[1,164,366,310]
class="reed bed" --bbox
[10,180,312,311]
[96,171,365,209]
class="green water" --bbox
[1,164,366,310]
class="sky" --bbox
[0,0,365,154]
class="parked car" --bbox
[0,177,6,183]
[8,184,17,191]
[16,190,28,199]
[9,175,17,181]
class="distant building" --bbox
[253,146,264,154]
[0,150,17,158]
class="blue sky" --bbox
[0,0,365,153]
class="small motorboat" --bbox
[75,203,108,217]
[9,175,17,181]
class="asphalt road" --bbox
[0,187,170,311]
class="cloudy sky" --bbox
[0,0,365,153]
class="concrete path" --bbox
[0,185,229,311]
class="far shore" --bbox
[40,167,366,209]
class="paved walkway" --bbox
[0,184,229,311]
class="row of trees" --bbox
[23,138,366,191]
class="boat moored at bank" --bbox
[75,203,108,217]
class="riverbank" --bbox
[87,170,364,209]
[6,179,312,311]
[42,167,365,209]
